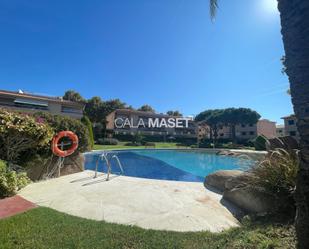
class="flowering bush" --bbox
[0,109,54,163]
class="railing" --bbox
[94,151,124,181]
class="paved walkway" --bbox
[19,170,241,232]
[0,195,36,219]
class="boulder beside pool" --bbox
[205,170,274,214]
[223,186,273,214]
[224,171,253,190]
[204,170,243,192]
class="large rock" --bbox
[205,170,274,214]
[60,153,84,176]
[27,153,84,181]
[204,170,243,192]
[225,172,253,190]
[267,136,299,151]
[223,186,274,214]
[216,150,241,156]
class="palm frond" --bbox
[210,0,219,20]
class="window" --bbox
[249,124,253,127]
[241,124,246,128]
[241,132,246,136]
[220,133,224,137]
[249,131,255,135]
[61,106,81,114]
[289,131,296,136]
[288,120,295,125]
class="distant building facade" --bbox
[282,114,299,140]
[0,89,84,119]
[197,123,210,141]
[106,109,197,139]
[198,119,277,141]
[257,119,277,139]
[276,124,285,137]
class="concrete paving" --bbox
[19,170,241,232]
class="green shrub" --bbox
[114,133,196,144]
[0,109,54,163]
[144,142,156,147]
[97,138,119,145]
[199,139,213,148]
[132,133,143,144]
[125,142,141,146]
[0,160,31,198]
[92,123,104,140]
[248,148,299,214]
[81,116,94,149]
[0,160,6,171]
[33,112,91,153]
[254,135,268,151]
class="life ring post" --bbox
[51,131,79,159]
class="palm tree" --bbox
[210,1,309,248]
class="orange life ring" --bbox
[51,131,79,157]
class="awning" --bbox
[14,98,48,107]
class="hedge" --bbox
[113,133,196,144]
[81,116,94,149]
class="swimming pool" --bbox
[84,149,253,182]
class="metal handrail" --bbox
[94,152,109,178]
[111,155,124,174]
[94,151,124,181]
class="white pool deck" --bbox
[19,170,241,232]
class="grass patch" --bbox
[0,207,295,249]
[93,142,187,150]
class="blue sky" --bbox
[0,0,292,124]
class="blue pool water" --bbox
[84,149,253,182]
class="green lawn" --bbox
[93,142,187,150]
[0,207,295,249]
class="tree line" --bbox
[64,90,261,143]
[63,89,183,126]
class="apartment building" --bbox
[276,124,285,137]
[199,119,277,141]
[282,114,299,140]
[0,89,84,119]
[106,109,197,139]
[257,119,277,138]
[197,123,210,141]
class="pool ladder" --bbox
[94,151,124,181]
